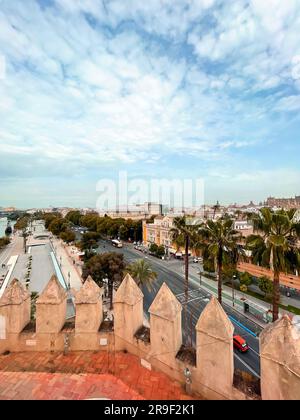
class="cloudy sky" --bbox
[0,0,300,208]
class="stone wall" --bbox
[1,274,300,400]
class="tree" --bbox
[171,216,200,333]
[247,208,300,321]
[197,218,241,305]
[81,213,99,231]
[240,284,248,294]
[258,276,274,300]
[48,217,69,236]
[156,245,165,258]
[43,213,62,230]
[79,231,100,251]
[22,229,29,253]
[239,272,252,288]
[0,236,10,249]
[149,243,159,254]
[14,216,29,231]
[65,210,82,226]
[14,216,30,253]
[126,259,157,291]
[82,252,125,309]
[60,230,76,244]
[202,247,215,273]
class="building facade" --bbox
[234,220,254,237]
[143,215,175,248]
[99,202,163,220]
[265,196,300,210]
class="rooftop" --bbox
[0,351,195,400]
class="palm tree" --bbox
[247,208,300,322]
[170,216,199,329]
[197,218,241,304]
[126,259,157,292]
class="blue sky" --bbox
[0,0,300,208]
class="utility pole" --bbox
[232,274,237,307]
[198,270,202,287]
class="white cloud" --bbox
[0,0,299,208]
[187,0,300,93]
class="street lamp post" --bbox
[68,272,71,289]
[232,275,237,307]
[198,270,202,287]
[184,367,192,395]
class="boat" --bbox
[5,221,13,236]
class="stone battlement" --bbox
[0,275,300,400]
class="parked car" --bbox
[233,335,249,353]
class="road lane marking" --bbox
[228,315,257,337]
[120,245,262,378]
[234,353,260,378]
[248,346,260,357]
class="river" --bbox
[0,218,16,237]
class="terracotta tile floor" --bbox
[0,351,196,400]
[0,372,143,400]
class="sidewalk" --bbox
[51,238,83,291]
[187,264,290,327]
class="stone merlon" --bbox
[75,276,102,305]
[0,279,30,307]
[196,296,234,340]
[260,315,300,377]
[113,273,143,306]
[36,275,67,305]
[149,282,182,321]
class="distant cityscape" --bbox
[1,194,300,218]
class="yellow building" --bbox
[143,216,175,248]
[143,215,201,256]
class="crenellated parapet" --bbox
[1,273,300,400]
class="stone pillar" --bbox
[149,282,182,366]
[195,297,234,399]
[36,275,67,334]
[75,276,103,333]
[0,279,30,335]
[260,315,300,400]
[113,273,144,348]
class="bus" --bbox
[112,239,123,248]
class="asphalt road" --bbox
[97,240,261,378]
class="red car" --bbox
[233,335,249,353]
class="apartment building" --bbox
[99,202,163,220]
[234,220,254,237]
[143,215,175,248]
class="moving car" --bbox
[112,239,123,248]
[233,335,249,353]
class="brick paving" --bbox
[0,372,143,400]
[0,351,196,400]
